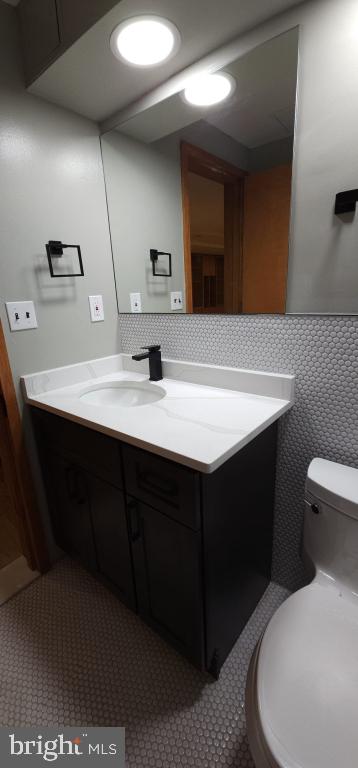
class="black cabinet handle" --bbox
[75,472,88,505]
[65,466,77,501]
[127,499,141,542]
[65,465,87,505]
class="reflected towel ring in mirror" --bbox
[150,249,172,277]
[46,240,84,278]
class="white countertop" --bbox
[21,354,295,473]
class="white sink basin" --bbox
[80,380,166,408]
[22,354,295,472]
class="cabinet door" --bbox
[48,454,97,571]
[58,0,119,46]
[89,476,136,610]
[18,0,61,83]
[128,497,205,668]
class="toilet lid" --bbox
[257,583,358,768]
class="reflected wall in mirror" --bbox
[101,28,298,314]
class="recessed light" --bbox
[183,72,235,107]
[110,15,180,67]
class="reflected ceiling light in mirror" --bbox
[110,15,180,67]
[183,72,235,107]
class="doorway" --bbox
[181,142,245,314]
[181,142,292,314]
[242,164,292,313]
[188,173,225,313]
[0,321,48,603]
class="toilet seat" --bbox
[254,581,358,768]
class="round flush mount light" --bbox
[110,15,180,67]
[183,72,235,107]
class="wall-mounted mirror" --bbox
[101,28,299,314]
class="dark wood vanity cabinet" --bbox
[128,496,205,667]
[32,408,277,676]
[89,476,136,607]
[45,453,97,572]
[33,409,136,610]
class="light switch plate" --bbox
[130,292,142,313]
[170,291,183,311]
[88,295,104,322]
[6,301,38,331]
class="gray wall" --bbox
[249,137,293,173]
[287,0,358,312]
[156,128,293,173]
[154,120,250,171]
[118,313,358,591]
[101,130,185,313]
[0,0,119,560]
[0,1,119,399]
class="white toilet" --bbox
[246,457,358,768]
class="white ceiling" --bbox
[29,0,302,124]
[208,29,298,148]
[116,29,298,150]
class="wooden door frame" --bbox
[0,321,49,573]
[180,142,246,313]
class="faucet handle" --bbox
[141,345,161,353]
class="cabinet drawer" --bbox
[32,408,123,489]
[122,445,200,530]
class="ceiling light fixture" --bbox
[183,72,235,107]
[110,15,180,67]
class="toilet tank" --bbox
[303,458,358,593]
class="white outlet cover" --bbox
[88,295,104,322]
[6,301,38,331]
[130,292,142,313]
[170,291,183,311]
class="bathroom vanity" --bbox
[23,354,294,676]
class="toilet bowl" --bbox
[246,458,358,768]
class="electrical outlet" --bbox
[170,291,183,311]
[130,292,142,313]
[6,301,38,331]
[88,295,104,322]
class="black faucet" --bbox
[132,345,163,382]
